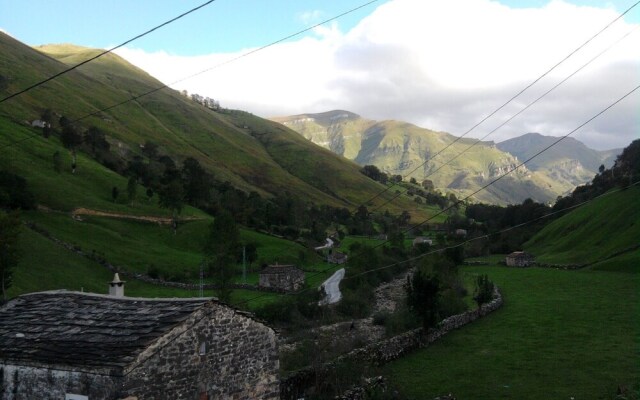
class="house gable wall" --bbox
[122,303,279,400]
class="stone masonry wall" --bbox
[122,302,279,400]
[280,287,503,400]
[0,364,121,400]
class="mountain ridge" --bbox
[273,110,624,205]
[0,35,425,217]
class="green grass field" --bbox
[525,186,640,268]
[7,225,286,309]
[385,265,639,399]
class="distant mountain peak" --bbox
[272,110,360,127]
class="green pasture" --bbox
[386,265,639,399]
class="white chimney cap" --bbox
[111,273,125,284]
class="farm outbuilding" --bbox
[505,251,536,267]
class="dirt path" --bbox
[71,208,203,225]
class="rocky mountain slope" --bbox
[272,111,567,205]
[497,132,621,189]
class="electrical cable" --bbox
[352,0,639,209]
[0,0,217,104]
[230,83,640,307]
[231,179,640,307]
[423,26,640,182]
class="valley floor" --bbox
[385,265,639,399]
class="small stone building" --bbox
[0,288,279,400]
[327,251,348,265]
[505,251,535,267]
[259,264,305,292]
[412,236,433,247]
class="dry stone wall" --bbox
[281,287,503,399]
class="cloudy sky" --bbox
[2,0,639,150]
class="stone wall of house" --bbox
[259,271,304,292]
[280,288,503,400]
[0,364,121,400]
[122,302,279,400]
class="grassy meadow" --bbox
[385,264,639,399]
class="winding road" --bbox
[319,268,345,305]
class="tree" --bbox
[60,122,82,173]
[360,165,383,182]
[204,211,240,302]
[181,157,210,207]
[473,274,494,308]
[0,171,36,210]
[41,109,53,139]
[84,126,110,154]
[126,176,137,205]
[158,179,184,217]
[52,151,62,173]
[0,212,21,301]
[406,269,440,331]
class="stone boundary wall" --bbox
[280,287,503,399]
[24,222,287,293]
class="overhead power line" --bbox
[343,180,640,281]
[231,80,640,307]
[423,26,640,182]
[232,179,640,308]
[0,0,217,104]
[0,0,381,151]
[380,83,640,244]
[353,0,639,208]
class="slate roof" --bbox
[0,291,209,372]
[260,264,303,275]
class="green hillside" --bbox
[0,34,424,215]
[0,33,442,305]
[273,111,564,205]
[525,185,640,270]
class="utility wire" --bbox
[379,83,640,244]
[352,0,639,209]
[230,83,640,307]
[0,0,217,104]
[343,180,640,281]
[423,26,639,181]
[367,24,639,215]
[0,0,381,150]
[232,178,640,308]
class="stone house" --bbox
[412,236,433,247]
[0,281,279,400]
[327,251,348,265]
[505,251,535,267]
[455,229,467,238]
[259,264,305,292]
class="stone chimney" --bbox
[109,273,125,297]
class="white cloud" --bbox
[297,10,325,25]
[115,0,640,150]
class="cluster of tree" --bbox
[0,171,33,301]
[360,165,460,209]
[406,252,470,330]
[181,91,221,110]
[39,112,123,174]
[461,139,640,256]
[360,165,401,185]
[0,170,36,210]
[553,139,640,212]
